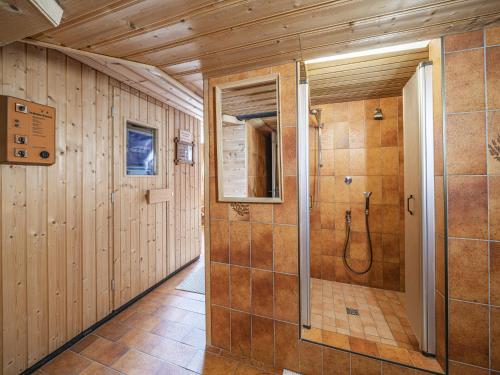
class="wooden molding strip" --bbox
[22,39,203,119]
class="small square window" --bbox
[126,122,157,175]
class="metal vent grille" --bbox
[346,307,359,316]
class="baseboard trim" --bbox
[22,256,201,375]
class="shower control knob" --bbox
[344,176,352,185]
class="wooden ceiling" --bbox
[307,47,429,105]
[25,0,500,99]
[221,81,277,117]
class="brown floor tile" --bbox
[376,343,412,366]
[408,350,443,373]
[94,320,132,342]
[152,319,191,341]
[79,362,121,375]
[71,334,100,353]
[80,337,128,366]
[41,351,92,375]
[121,312,163,332]
[118,327,197,367]
[188,351,238,374]
[111,349,167,375]
[180,327,207,349]
[349,336,379,357]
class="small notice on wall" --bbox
[175,130,194,166]
[179,129,193,143]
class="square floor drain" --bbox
[346,307,359,316]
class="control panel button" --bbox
[15,103,28,113]
[40,151,50,159]
[14,149,28,158]
[14,135,27,144]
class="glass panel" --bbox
[126,122,157,175]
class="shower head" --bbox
[373,108,384,120]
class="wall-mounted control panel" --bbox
[0,96,55,165]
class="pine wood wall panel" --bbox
[47,47,68,353]
[0,42,201,375]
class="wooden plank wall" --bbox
[0,42,201,375]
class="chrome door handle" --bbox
[407,194,414,215]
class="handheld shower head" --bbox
[363,192,372,213]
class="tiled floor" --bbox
[311,278,419,350]
[36,258,274,375]
[303,278,443,373]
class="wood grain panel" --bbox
[306,47,429,105]
[29,0,500,91]
[26,43,49,366]
[0,42,201,374]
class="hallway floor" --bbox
[36,258,273,375]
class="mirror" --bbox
[215,74,282,203]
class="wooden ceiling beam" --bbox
[22,39,203,118]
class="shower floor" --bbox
[302,278,444,372]
[310,278,419,350]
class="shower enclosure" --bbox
[297,52,441,368]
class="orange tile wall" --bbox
[444,26,500,374]
[309,97,405,292]
[207,25,500,374]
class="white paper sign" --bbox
[179,130,193,143]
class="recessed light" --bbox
[305,40,430,64]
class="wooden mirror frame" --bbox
[214,73,283,203]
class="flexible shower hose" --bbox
[342,210,373,275]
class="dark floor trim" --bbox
[22,256,201,375]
